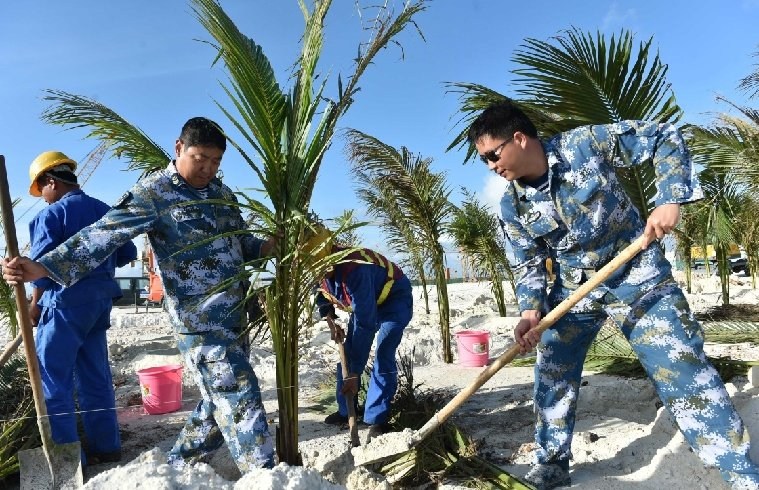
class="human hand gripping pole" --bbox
[352,235,647,466]
[0,156,84,488]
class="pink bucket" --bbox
[454,330,490,367]
[137,364,183,415]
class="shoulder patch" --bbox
[114,191,133,208]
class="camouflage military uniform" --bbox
[38,162,274,471]
[501,121,759,488]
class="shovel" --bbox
[337,340,360,447]
[0,156,83,489]
[352,235,646,466]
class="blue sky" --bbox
[1,1,758,275]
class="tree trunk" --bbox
[488,259,506,316]
[418,262,431,314]
[431,250,452,363]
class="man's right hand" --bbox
[514,309,542,354]
[2,257,48,285]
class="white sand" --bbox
[16,271,758,489]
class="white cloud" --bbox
[481,174,508,215]
[601,2,639,31]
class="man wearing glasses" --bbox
[467,101,759,490]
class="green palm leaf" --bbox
[512,28,681,128]
[41,90,170,175]
[347,129,456,362]
[449,190,514,315]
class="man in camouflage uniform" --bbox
[3,117,274,472]
[467,101,759,490]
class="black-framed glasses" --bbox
[479,140,510,164]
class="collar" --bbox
[166,160,222,195]
[512,140,558,202]
[59,189,84,200]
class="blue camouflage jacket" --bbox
[38,162,264,335]
[30,189,137,308]
[500,121,703,313]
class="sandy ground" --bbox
[3,271,759,489]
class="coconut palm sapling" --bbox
[191,0,428,463]
[347,130,456,362]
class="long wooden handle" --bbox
[416,235,646,440]
[0,157,54,443]
[337,341,360,446]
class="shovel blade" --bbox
[19,441,83,490]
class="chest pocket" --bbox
[170,206,212,238]
[518,207,560,239]
[571,172,607,205]
[214,204,239,232]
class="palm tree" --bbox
[353,174,432,314]
[449,190,513,316]
[346,130,456,362]
[189,0,427,464]
[448,28,681,162]
[672,201,710,292]
[332,210,362,247]
[41,0,428,466]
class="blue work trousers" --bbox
[534,280,759,487]
[168,331,274,471]
[336,296,412,425]
[35,298,120,456]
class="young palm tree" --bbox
[449,190,513,316]
[354,175,432,313]
[189,0,427,463]
[672,201,710,292]
[332,210,363,247]
[346,129,456,362]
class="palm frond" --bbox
[41,90,170,176]
[512,28,681,128]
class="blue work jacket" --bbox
[316,248,411,374]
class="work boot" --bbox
[324,411,348,425]
[522,462,571,490]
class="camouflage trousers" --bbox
[534,279,759,488]
[167,330,274,471]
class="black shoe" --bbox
[87,450,122,465]
[523,462,571,490]
[324,411,348,425]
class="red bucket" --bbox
[137,364,183,414]
[454,330,490,367]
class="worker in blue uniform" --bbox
[27,151,138,465]
[467,101,759,490]
[3,118,275,472]
[316,244,413,441]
